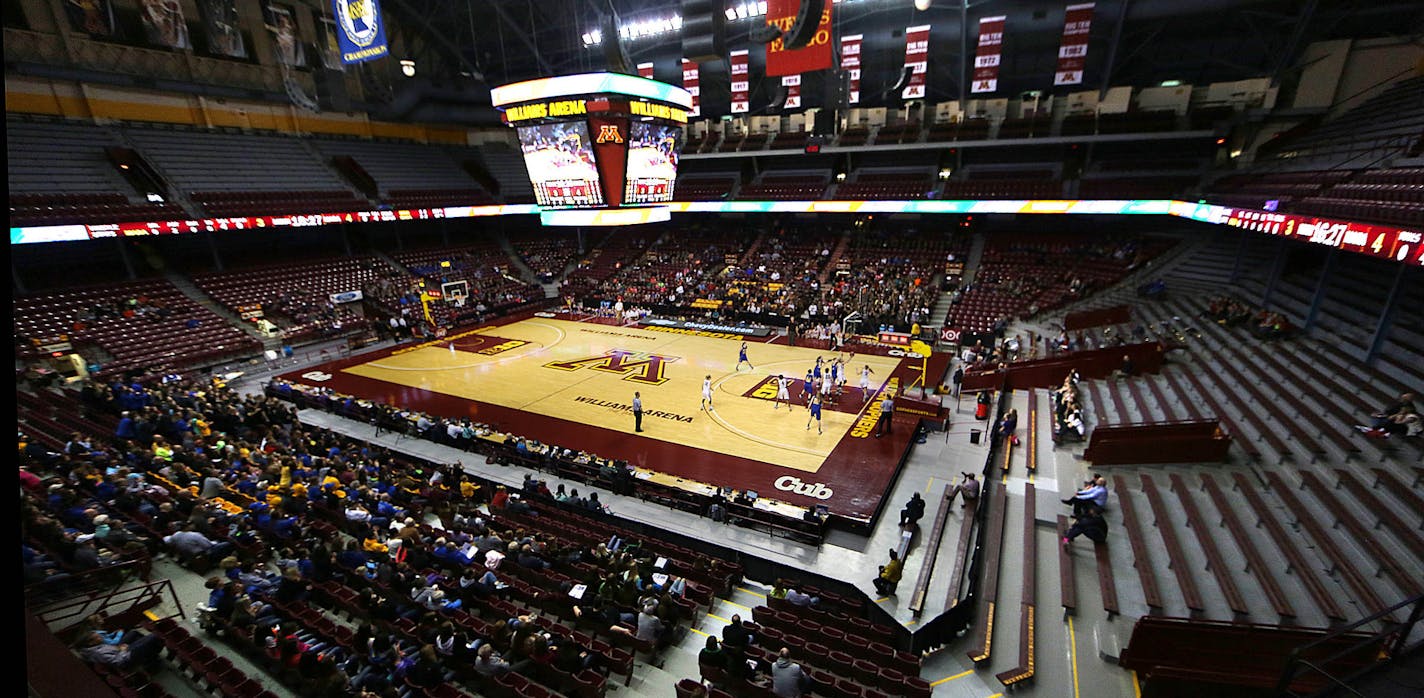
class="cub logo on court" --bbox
[774,476,833,500]
[544,349,679,385]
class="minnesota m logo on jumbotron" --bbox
[544,350,679,385]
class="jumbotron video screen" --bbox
[517,122,605,208]
[623,122,683,204]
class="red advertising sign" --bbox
[637,62,654,79]
[971,15,1006,93]
[1054,3,1094,86]
[902,25,931,99]
[730,49,750,113]
[782,74,801,109]
[681,59,700,117]
[840,34,862,105]
[764,0,833,76]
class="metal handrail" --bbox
[1276,593,1424,696]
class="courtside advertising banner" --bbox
[731,49,751,113]
[840,34,862,104]
[332,0,389,64]
[782,75,801,109]
[682,59,701,117]
[971,15,1006,93]
[1054,3,1095,85]
[902,25,931,99]
[638,62,655,79]
[764,0,834,76]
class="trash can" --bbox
[970,429,982,444]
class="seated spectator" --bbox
[1108,354,1134,383]
[1062,476,1109,516]
[770,647,811,698]
[471,643,511,678]
[1061,505,1108,546]
[959,472,980,506]
[783,586,818,608]
[75,629,164,669]
[872,548,903,596]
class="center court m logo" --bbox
[544,349,679,385]
[775,476,833,500]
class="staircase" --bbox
[372,250,409,275]
[818,228,853,283]
[106,125,203,219]
[738,227,770,266]
[163,271,270,343]
[497,234,540,284]
[298,137,374,205]
[931,288,958,327]
[961,230,988,285]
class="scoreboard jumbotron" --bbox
[490,73,694,226]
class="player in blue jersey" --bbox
[802,369,814,406]
[736,341,754,370]
[806,392,823,434]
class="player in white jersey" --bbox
[820,371,834,402]
[774,374,791,410]
[859,365,876,405]
[701,375,714,411]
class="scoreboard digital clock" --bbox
[490,72,694,223]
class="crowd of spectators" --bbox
[1050,370,1087,442]
[1202,295,1295,340]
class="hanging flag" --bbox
[1054,3,1095,85]
[971,16,1006,93]
[332,0,389,64]
[902,25,931,99]
[764,0,833,76]
[637,62,654,79]
[840,34,862,105]
[682,59,701,117]
[782,75,801,109]
[731,49,750,113]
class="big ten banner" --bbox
[682,59,701,117]
[731,50,750,113]
[140,0,191,50]
[638,62,655,79]
[65,0,117,38]
[198,0,246,58]
[971,16,1005,93]
[902,25,931,99]
[332,0,389,64]
[764,0,834,76]
[840,34,862,104]
[1054,3,1095,85]
[588,116,630,208]
[782,75,801,109]
[263,1,307,67]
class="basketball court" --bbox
[282,313,947,522]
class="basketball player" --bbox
[806,392,823,434]
[774,374,791,410]
[859,365,876,405]
[830,358,843,396]
[820,369,834,404]
[701,375,714,411]
[737,341,754,371]
[802,369,815,406]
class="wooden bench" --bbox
[1138,474,1206,614]
[1178,367,1278,460]
[1083,419,1232,465]
[1082,379,1110,431]
[1149,372,1205,421]
[966,486,1008,665]
[1057,515,1077,617]
[1371,468,1424,528]
[1265,471,1393,621]
[1111,476,1164,612]
[1123,377,1158,421]
[1026,391,1038,474]
[1230,473,1345,622]
[1094,537,1119,617]
[946,490,980,609]
[1208,350,1327,457]
[1298,471,1421,601]
[996,483,1037,689]
[1001,423,1014,475]
[1199,475,1296,620]
[1214,342,1358,456]
[908,484,960,616]
[1105,379,1135,424]
[1336,470,1424,558]
[1167,474,1249,616]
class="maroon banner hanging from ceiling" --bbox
[971,15,1006,93]
[782,74,801,109]
[637,62,654,79]
[901,25,930,99]
[764,0,833,76]
[1055,3,1095,85]
[730,49,750,113]
[840,33,862,105]
[682,59,700,117]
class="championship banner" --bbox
[764,0,833,76]
[141,0,191,50]
[1054,3,1095,86]
[65,0,116,38]
[263,2,307,67]
[840,34,862,105]
[682,59,701,117]
[902,25,931,99]
[971,15,1006,93]
[730,49,750,113]
[332,0,389,64]
[638,62,655,79]
[198,0,247,58]
[782,75,801,109]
